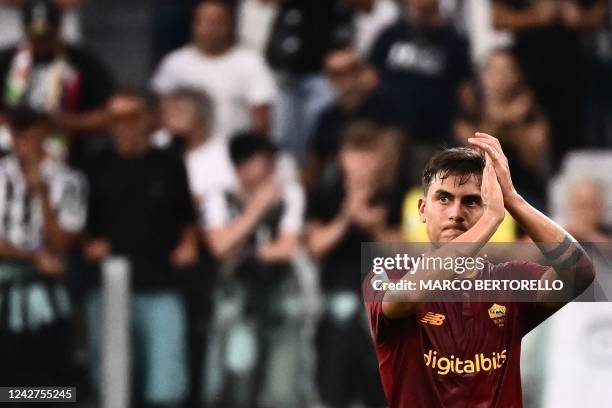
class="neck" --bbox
[185,125,209,152]
[195,41,231,57]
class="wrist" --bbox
[503,191,523,212]
[483,208,505,226]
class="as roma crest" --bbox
[488,303,507,328]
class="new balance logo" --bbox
[421,312,445,326]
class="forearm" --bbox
[54,110,109,133]
[383,211,503,315]
[251,105,270,134]
[0,242,34,261]
[575,2,608,29]
[492,4,553,30]
[506,193,594,295]
[306,215,351,259]
[258,234,298,263]
[40,192,75,254]
[207,206,266,260]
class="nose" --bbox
[448,200,465,223]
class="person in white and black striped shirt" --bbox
[0,106,87,387]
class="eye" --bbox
[465,197,481,207]
[439,196,449,204]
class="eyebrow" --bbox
[434,190,482,201]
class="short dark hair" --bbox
[341,120,381,150]
[22,0,61,36]
[422,147,485,193]
[229,132,276,166]
[7,106,48,131]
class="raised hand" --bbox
[468,132,518,204]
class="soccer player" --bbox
[365,132,595,407]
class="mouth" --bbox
[442,226,467,236]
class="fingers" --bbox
[472,132,503,153]
[468,137,505,165]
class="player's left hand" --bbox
[468,132,518,203]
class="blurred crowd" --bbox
[0,0,611,407]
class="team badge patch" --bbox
[488,304,507,328]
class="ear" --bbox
[418,196,426,223]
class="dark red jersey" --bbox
[365,261,555,408]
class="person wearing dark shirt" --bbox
[303,47,401,191]
[306,122,404,408]
[82,89,198,408]
[0,0,114,152]
[369,0,472,144]
[366,137,594,407]
[491,0,607,167]
[264,0,354,161]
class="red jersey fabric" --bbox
[365,261,555,408]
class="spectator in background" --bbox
[369,0,472,145]
[306,122,403,408]
[454,48,549,211]
[565,178,612,242]
[203,134,305,407]
[83,89,198,408]
[150,0,199,69]
[264,0,353,162]
[491,0,608,168]
[0,0,114,166]
[351,0,400,57]
[302,47,401,192]
[152,0,276,141]
[0,106,86,387]
[0,0,83,50]
[156,88,227,407]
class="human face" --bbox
[193,2,233,53]
[339,146,384,187]
[568,180,604,230]
[404,0,439,25]
[483,52,521,100]
[160,96,201,137]
[236,153,275,192]
[11,124,47,165]
[419,172,484,242]
[325,50,364,100]
[107,94,150,157]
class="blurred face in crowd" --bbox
[325,50,366,102]
[339,143,386,187]
[404,0,440,26]
[236,152,276,192]
[419,172,484,242]
[568,180,605,229]
[160,95,205,141]
[483,51,522,101]
[107,93,151,157]
[193,2,233,54]
[11,123,47,166]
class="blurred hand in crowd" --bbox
[35,251,65,277]
[83,239,111,263]
[170,231,199,269]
